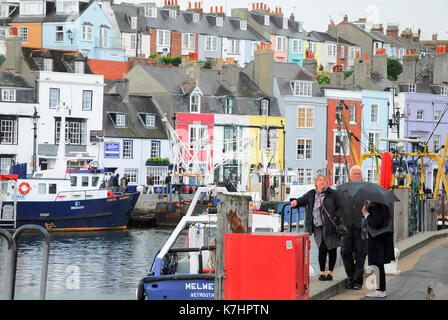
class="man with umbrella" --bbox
[337,166,367,290]
[339,169,399,298]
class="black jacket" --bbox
[366,202,394,238]
[337,188,364,228]
[291,187,344,236]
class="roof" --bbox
[370,31,419,50]
[272,62,323,97]
[114,5,262,40]
[249,11,310,40]
[309,31,358,47]
[9,1,91,24]
[21,47,92,73]
[103,93,168,140]
[136,63,280,116]
[0,71,33,88]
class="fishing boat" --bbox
[136,185,282,300]
[0,107,140,232]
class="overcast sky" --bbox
[122,0,448,40]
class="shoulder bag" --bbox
[316,191,348,238]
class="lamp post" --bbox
[32,107,39,174]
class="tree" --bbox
[316,70,330,85]
[387,58,402,81]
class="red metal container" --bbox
[224,232,310,300]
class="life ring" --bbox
[19,182,31,195]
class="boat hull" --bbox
[141,274,215,300]
[2,192,140,231]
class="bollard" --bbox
[0,229,14,300]
[11,225,51,300]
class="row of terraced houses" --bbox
[0,0,448,199]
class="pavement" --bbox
[310,229,448,300]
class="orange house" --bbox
[325,89,362,186]
[9,23,42,48]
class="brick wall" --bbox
[150,29,157,56]
[171,30,182,57]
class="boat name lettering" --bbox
[70,201,85,210]
[107,198,117,202]
[10,194,25,200]
[119,196,129,200]
[185,282,214,291]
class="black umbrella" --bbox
[338,180,400,206]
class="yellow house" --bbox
[303,40,321,67]
[248,115,285,191]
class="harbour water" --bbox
[0,227,341,300]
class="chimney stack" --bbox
[342,14,348,24]
[303,51,318,78]
[386,24,399,38]
[371,23,384,34]
[3,36,23,72]
[398,53,418,83]
[401,28,412,40]
[372,49,387,79]
[434,45,448,84]
[432,33,438,41]
[251,42,274,96]
[222,62,239,92]
[353,54,371,81]
[187,2,203,15]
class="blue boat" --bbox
[136,186,282,300]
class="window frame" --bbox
[150,140,160,158]
[205,35,217,52]
[82,24,92,41]
[370,104,378,123]
[297,106,314,128]
[123,140,133,159]
[334,131,349,156]
[19,26,28,43]
[276,36,286,52]
[115,113,126,127]
[49,88,59,109]
[291,81,312,97]
[416,109,424,120]
[260,99,269,116]
[296,138,313,160]
[2,88,16,102]
[82,90,92,111]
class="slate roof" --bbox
[273,62,323,97]
[137,64,280,116]
[22,47,92,73]
[9,1,91,24]
[0,71,32,88]
[103,93,168,140]
[309,31,358,47]
[249,11,311,40]
[370,31,419,50]
[113,4,263,41]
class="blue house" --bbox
[272,62,327,184]
[41,0,124,62]
[361,90,390,182]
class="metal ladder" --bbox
[0,225,50,300]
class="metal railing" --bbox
[1,225,50,300]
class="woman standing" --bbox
[362,201,395,298]
[290,174,344,281]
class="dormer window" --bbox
[441,85,447,96]
[2,89,16,102]
[109,113,127,128]
[131,16,137,29]
[145,114,156,128]
[409,84,416,93]
[20,1,43,16]
[193,13,199,23]
[216,16,223,26]
[240,20,247,30]
[145,5,157,18]
[260,99,269,116]
[169,9,176,19]
[264,15,269,26]
[74,60,84,74]
[282,18,288,29]
[56,0,78,14]
[43,58,53,71]
[190,87,202,113]
[0,5,9,18]
[291,81,312,97]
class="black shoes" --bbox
[353,283,362,290]
[319,274,334,281]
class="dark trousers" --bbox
[318,240,337,272]
[341,226,367,286]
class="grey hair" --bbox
[349,165,362,174]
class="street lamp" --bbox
[32,106,39,174]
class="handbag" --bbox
[316,191,348,238]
